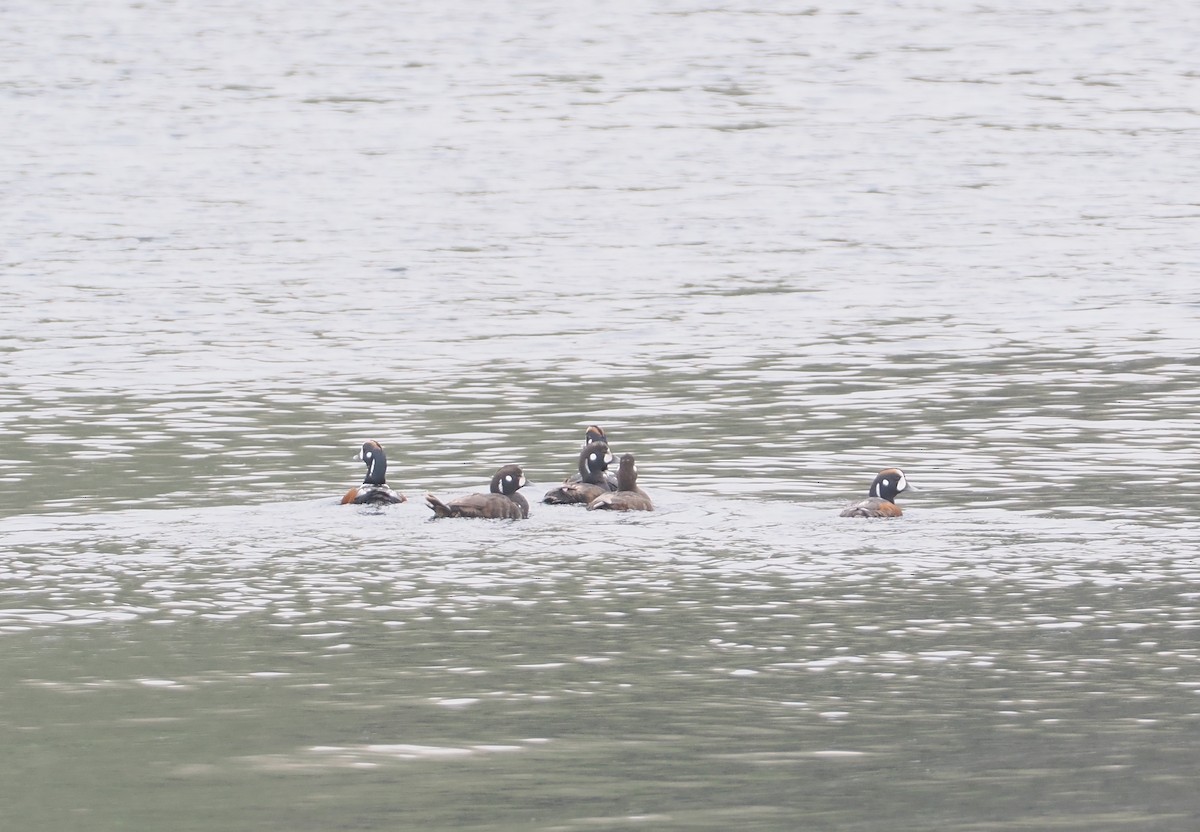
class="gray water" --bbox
[2,1,1199,830]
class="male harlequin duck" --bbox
[544,425,617,499]
[583,424,608,446]
[341,440,406,505]
[839,468,911,518]
[425,464,531,520]
[587,453,653,512]
[570,426,618,483]
[582,425,619,489]
[543,440,617,505]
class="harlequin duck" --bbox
[581,425,619,489]
[425,464,531,519]
[583,424,607,446]
[543,440,617,505]
[587,453,653,512]
[341,440,406,505]
[839,468,911,518]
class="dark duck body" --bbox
[543,439,616,505]
[587,453,653,512]
[341,440,406,505]
[839,468,910,518]
[426,464,531,519]
[551,425,618,488]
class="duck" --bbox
[583,424,608,446]
[558,425,618,485]
[587,453,653,512]
[543,439,616,505]
[341,440,406,505]
[839,468,911,518]
[425,464,531,519]
[582,425,619,489]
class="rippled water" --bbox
[3,1,1200,830]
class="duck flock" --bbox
[340,425,910,520]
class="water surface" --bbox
[2,1,1199,830]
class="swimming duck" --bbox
[341,440,406,505]
[543,440,616,505]
[425,464,531,519]
[587,453,653,512]
[839,468,911,518]
[583,424,608,446]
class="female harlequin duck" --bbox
[587,453,653,512]
[425,464,531,520]
[839,468,911,518]
[341,440,406,505]
[543,439,617,505]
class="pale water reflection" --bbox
[4,498,1200,828]
[2,0,1200,829]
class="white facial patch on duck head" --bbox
[896,473,907,493]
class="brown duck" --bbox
[425,464,531,519]
[587,453,653,512]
